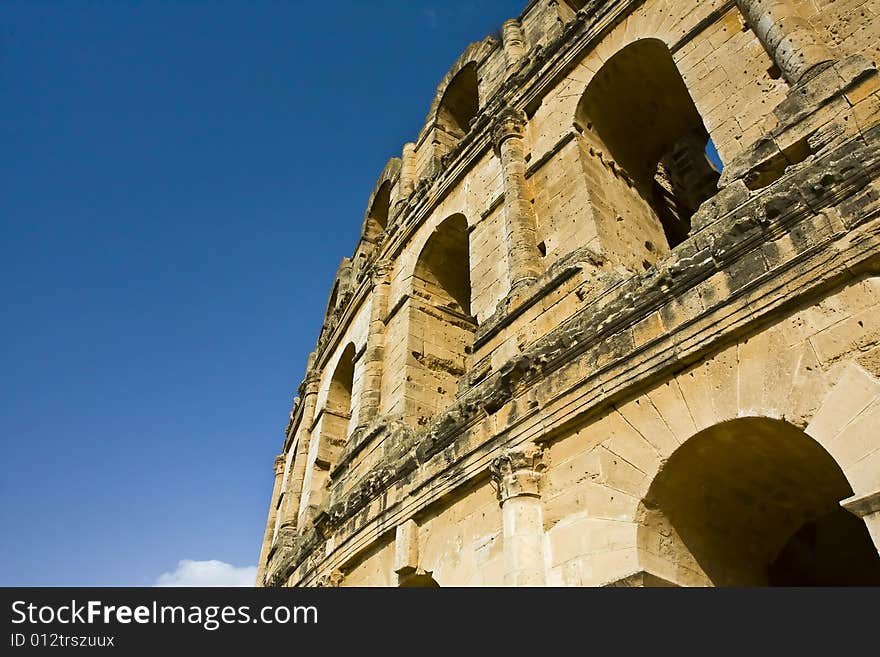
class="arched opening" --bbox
[575,39,719,267]
[406,214,476,424]
[327,280,340,315]
[436,63,479,142]
[317,342,356,470]
[413,214,472,316]
[365,180,391,241]
[398,573,440,588]
[326,342,356,420]
[637,417,880,586]
[298,342,358,521]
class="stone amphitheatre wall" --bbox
[257,0,880,587]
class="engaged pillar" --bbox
[735,0,835,84]
[255,454,287,585]
[399,143,417,201]
[501,19,526,72]
[492,108,542,299]
[357,261,392,427]
[277,365,321,532]
[491,442,548,586]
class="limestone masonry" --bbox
[257,0,880,586]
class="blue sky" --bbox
[1,0,525,586]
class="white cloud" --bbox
[155,560,257,587]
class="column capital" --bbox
[301,370,321,395]
[492,107,528,155]
[273,454,287,476]
[315,569,345,588]
[370,259,393,285]
[501,18,523,33]
[490,442,547,503]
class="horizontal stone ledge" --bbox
[841,490,880,518]
[474,261,583,351]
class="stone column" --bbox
[501,19,526,72]
[392,142,417,224]
[735,0,835,85]
[493,107,542,299]
[393,519,420,580]
[842,490,880,556]
[491,442,547,586]
[357,261,392,428]
[277,363,321,533]
[400,143,417,200]
[255,454,287,585]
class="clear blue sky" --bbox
[1,0,526,586]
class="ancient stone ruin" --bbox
[257,0,880,586]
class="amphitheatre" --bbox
[257,0,880,586]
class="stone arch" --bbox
[421,38,495,140]
[325,259,353,317]
[413,213,472,316]
[636,417,880,586]
[325,342,356,422]
[404,213,476,424]
[573,38,719,270]
[315,340,357,477]
[398,573,440,587]
[327,280,340,315]
[361,157,401,242]
[416,38,496,175]
[298,342,358,522]
[318,260,355,355]
[364,180,391,241]
[435,62,479,141]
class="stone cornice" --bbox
[474,250,590,351]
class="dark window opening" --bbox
[436,63,479,140]
[326,342,355,419]
[407,214,475,424]
[365,180,391,241]
[575,39,719,252]
[327,280,340,315]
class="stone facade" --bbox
[257,0,880,587]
